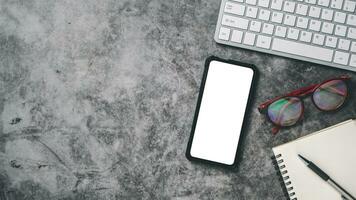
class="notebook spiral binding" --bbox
[271,154,297,200]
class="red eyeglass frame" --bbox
[258,75,351,134]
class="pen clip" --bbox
[342,195,349,200]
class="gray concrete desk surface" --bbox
[1,0,356,199]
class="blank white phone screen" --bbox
[190,60,254,165]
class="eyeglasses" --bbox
[258,75,351,134]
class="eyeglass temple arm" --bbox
[258,84,317,113]
[258,75,351,113]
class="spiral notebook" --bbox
[272,119,356,200]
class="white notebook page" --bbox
[272,119,356,200]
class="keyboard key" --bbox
[225,2,245,16]
[250,21,262,32]
[343,1,356,12]
[321,9,333,21]
[347,15,356,26]
[325,36,338,47]
[219,27,231,40]
[275,26,287,37]
[246,6,258,18]
[243,32,256,45]
[222,15,249,29]
[309,6,321,18]
[296,4,308,15]
[256,35,272,49]
[246,0,257,5]
[271,0,283,10]
[300,31,313,42]
[231,30,244,43]
[334,51,349,65]
[284,15,296,26]
[338,39,351,50]
[310,20,322,31]
[321,22,334,34]
[351,42,356,52]
[330,0,344,9]
[318,0,330,7]
[297,17,309,29]
[262,23,274,34]
[272,38,333,61]
[335,25,347,36]
[312,33,325,45]
[271,12,284,23]
[287,28,300,40]
[216,0,356,70]
[259,9,271,21]
[350,54,356,67]
[283,1,296,13]
[258,0,270,7]
[334,12,346,23]
[305,0,317,4]
[348,28,356,39]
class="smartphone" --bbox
[186,56,257,167]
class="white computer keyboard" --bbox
[214,0,356,71]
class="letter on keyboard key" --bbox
[335,25,347,36]
[348,28,356,39]
[321,22,334,34]
[334,51,349,65]
[283,1,296,13]
[262,23,274,35]
[259,9,271,21]
[313,33,325,45]
[222,15,249,29]
[325,36,338,47]
[219,27,231,40]
[231,30,244,43]
[309,6,321,18]
[297,17,309,29]
[284,15,296,26]
[331,0,343,9]
[271,0,283,10]
[275,26,287,37]
[321,9,333,21]
[246,6,258,18]
[287,28,300,40]
[243,32,256,45]
[256,35,272,49]
[272,38,333,61]
[300,31,313,42]
[334,12,346,23]
[310,20,321,31]
[250,21,262,32]
[350,55,356,67]
[271,12,284,23]
[296,4,308,15]
[338,39,351,50]
[347,15,356,27]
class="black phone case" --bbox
[185,56,258,168]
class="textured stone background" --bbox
[1,0,356,199]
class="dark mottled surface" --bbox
[1,0,356,199]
